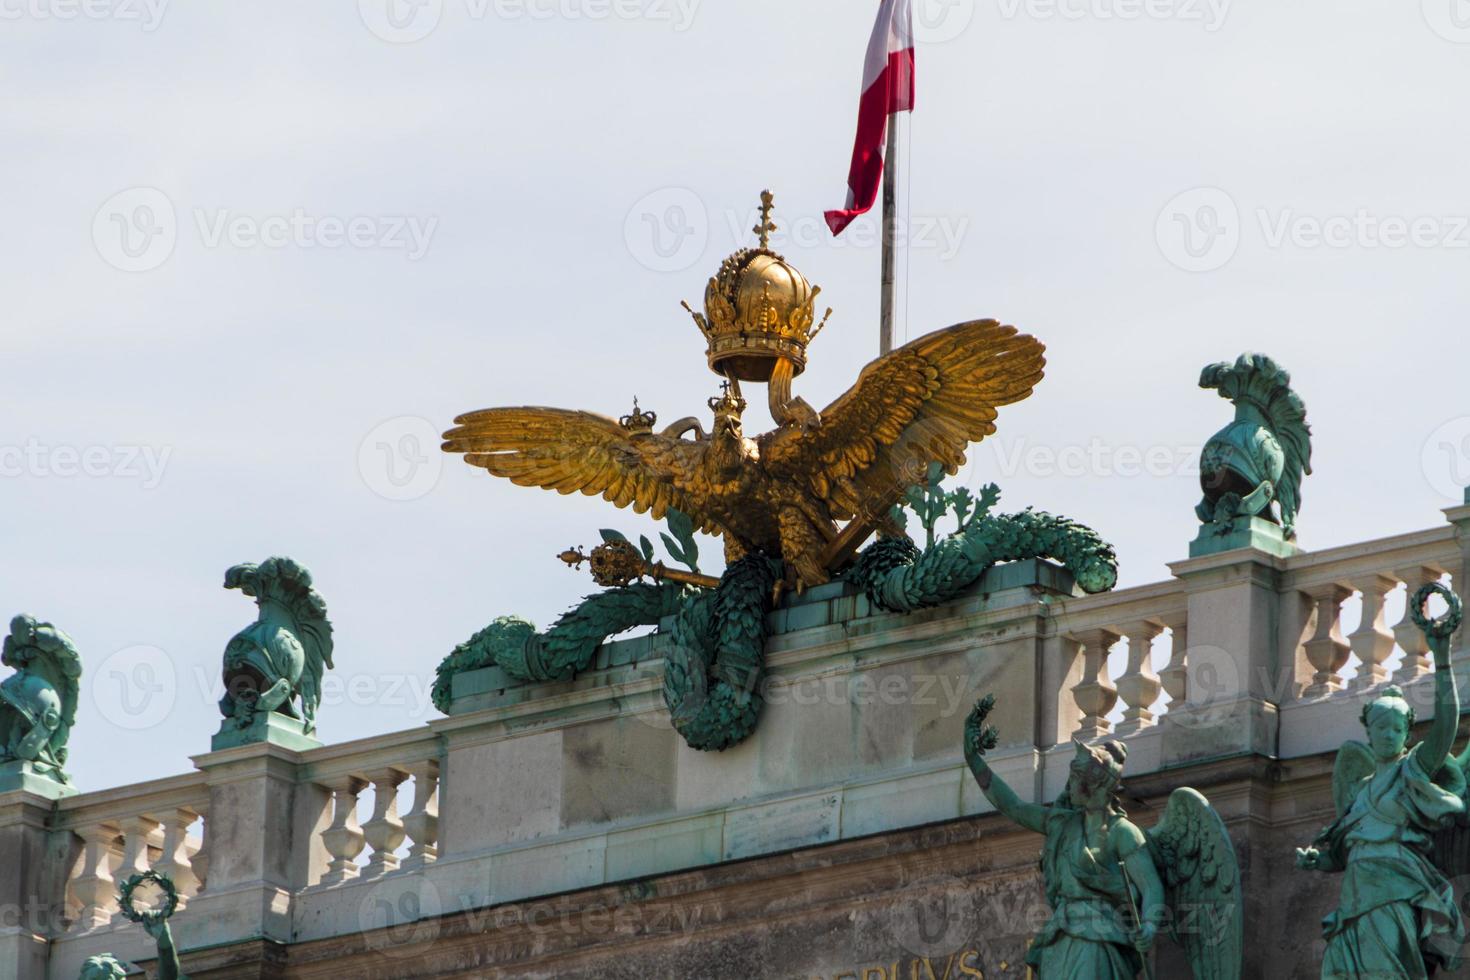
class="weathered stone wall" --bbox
[11,508,1470,979]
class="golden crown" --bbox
[618,398,657,435]
[707,383,747,418]
[682,190,833,384]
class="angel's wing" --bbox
[760,321,1043,521]
[443,408,718,531]
[1146,787,1243,980]
[1332,740,1375,818]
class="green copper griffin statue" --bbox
[1196,353,1312,539]
[217,557,334,737]
[0,614,81,788]
[1296,583,1468,978]
[964,695,1242,978]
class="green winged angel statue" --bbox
[1295,582,1469,978]
[963,695,1242,978]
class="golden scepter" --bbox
[558,539,720,590]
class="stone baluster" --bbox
[401,760,440,871]
[1069,628,1120,740]
[151,807,201,900]
[189,800,209,893]
[1393,567,1442,681]
[70,823,120,931]
[1158,611,1189,707]
[1347,575,1397,691]
[1301,584,1352,698]
[1114,621,1163,735]
[361,768,408,877]
[319,776,367,885]
[117,815,160,883]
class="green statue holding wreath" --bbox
[79,870,186,980]
[1296,582,1469,978]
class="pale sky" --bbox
[5,0,1470,792]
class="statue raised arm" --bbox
[1296,583,1466,977]
[962,696,1241,979]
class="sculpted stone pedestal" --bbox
[1190,515,1298,560]
[185,741,331,948]
[0,759,77,799]
[211,710,321,753]
[0,791,70,980]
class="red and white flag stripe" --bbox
[825,0,915,237]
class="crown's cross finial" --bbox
[753,189,776,248]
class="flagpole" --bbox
[879,114,899,356]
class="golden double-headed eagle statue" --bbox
[442,192,1044,591]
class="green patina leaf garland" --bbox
[434,486,1117,750]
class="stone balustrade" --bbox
[6,502,1470,978]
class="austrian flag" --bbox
[824,0,915,237]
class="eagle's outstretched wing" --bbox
[761,320,1044,521]
[443,408,718,531]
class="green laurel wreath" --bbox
[1410,582,1463,640]
[117,869,179,924]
